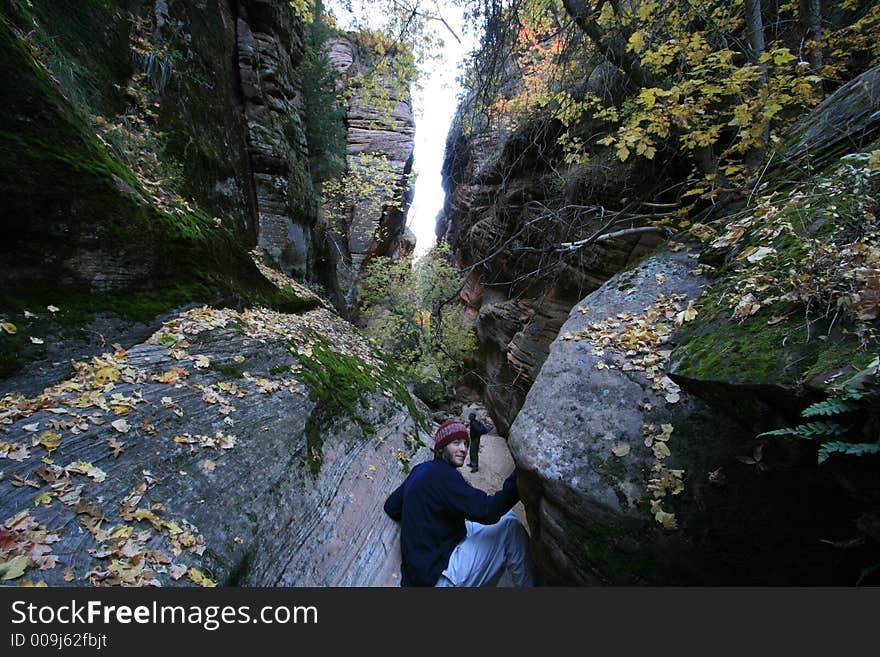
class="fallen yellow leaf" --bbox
[187,567,216,587]
[39,431,62,452]
[0,555,28,580]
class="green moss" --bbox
[674,160,877,392]
[7,0,129,117]
[0,337,24,379]
[297,341,382,474]
[674,293,809,384]
[296,340,428,474]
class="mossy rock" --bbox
[296,340,428,474]
[0,12,314,378]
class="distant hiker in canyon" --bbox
[383,419,536,587]
[467,410,489,472]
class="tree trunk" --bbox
[743,0,769,172]
[561,0,654,88]
[800,0,824,74]
[744,0,767,73]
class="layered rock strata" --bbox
[0,305,429,586]
[324,35,416,315]
[440,111,663,433]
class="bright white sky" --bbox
[325,1,479,257]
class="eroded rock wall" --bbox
[506,65,880,585]
[440,108,663,433]
[324,35,415,315]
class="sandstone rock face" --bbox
[324,36,416,315]
[441,111,661,432]
[509,249,859,584]
[0,0,318,294]
[0,305,429,586]
[236,1,315,277]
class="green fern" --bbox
[757,387,875,465]
[758,421,847,440]
[817,442,880,464]
[801,387,862,417]
[758,426,801,438]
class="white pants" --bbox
[435,510,536,587]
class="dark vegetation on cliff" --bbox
[0,0,328,381]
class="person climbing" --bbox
[383,419,536,587]
[467,410,488,472]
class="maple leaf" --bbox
[674,301,698,326]
[743,246,776,263]
[33,493,53,507]
[111,419,130,433]
[733,293,762,319]
[155,366,189,384]
[32,554,58,570]
[711,223,747,248]
[65,461,107,483]
[94,366,121,386]
[652,440,672,458]
[132,510,164,531]
[38,430,62,452]
[654,509,677,529]
[11,474,38,488]
[187,567,216,587]
[142,470,161,486]
[108,438,125,458]
[217,432,237,449]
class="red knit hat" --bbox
[434,419,469,456]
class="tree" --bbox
[359,243,477,397]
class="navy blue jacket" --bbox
[469,418,488,441]
[383,458,519,586]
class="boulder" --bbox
[509,248,859,584]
